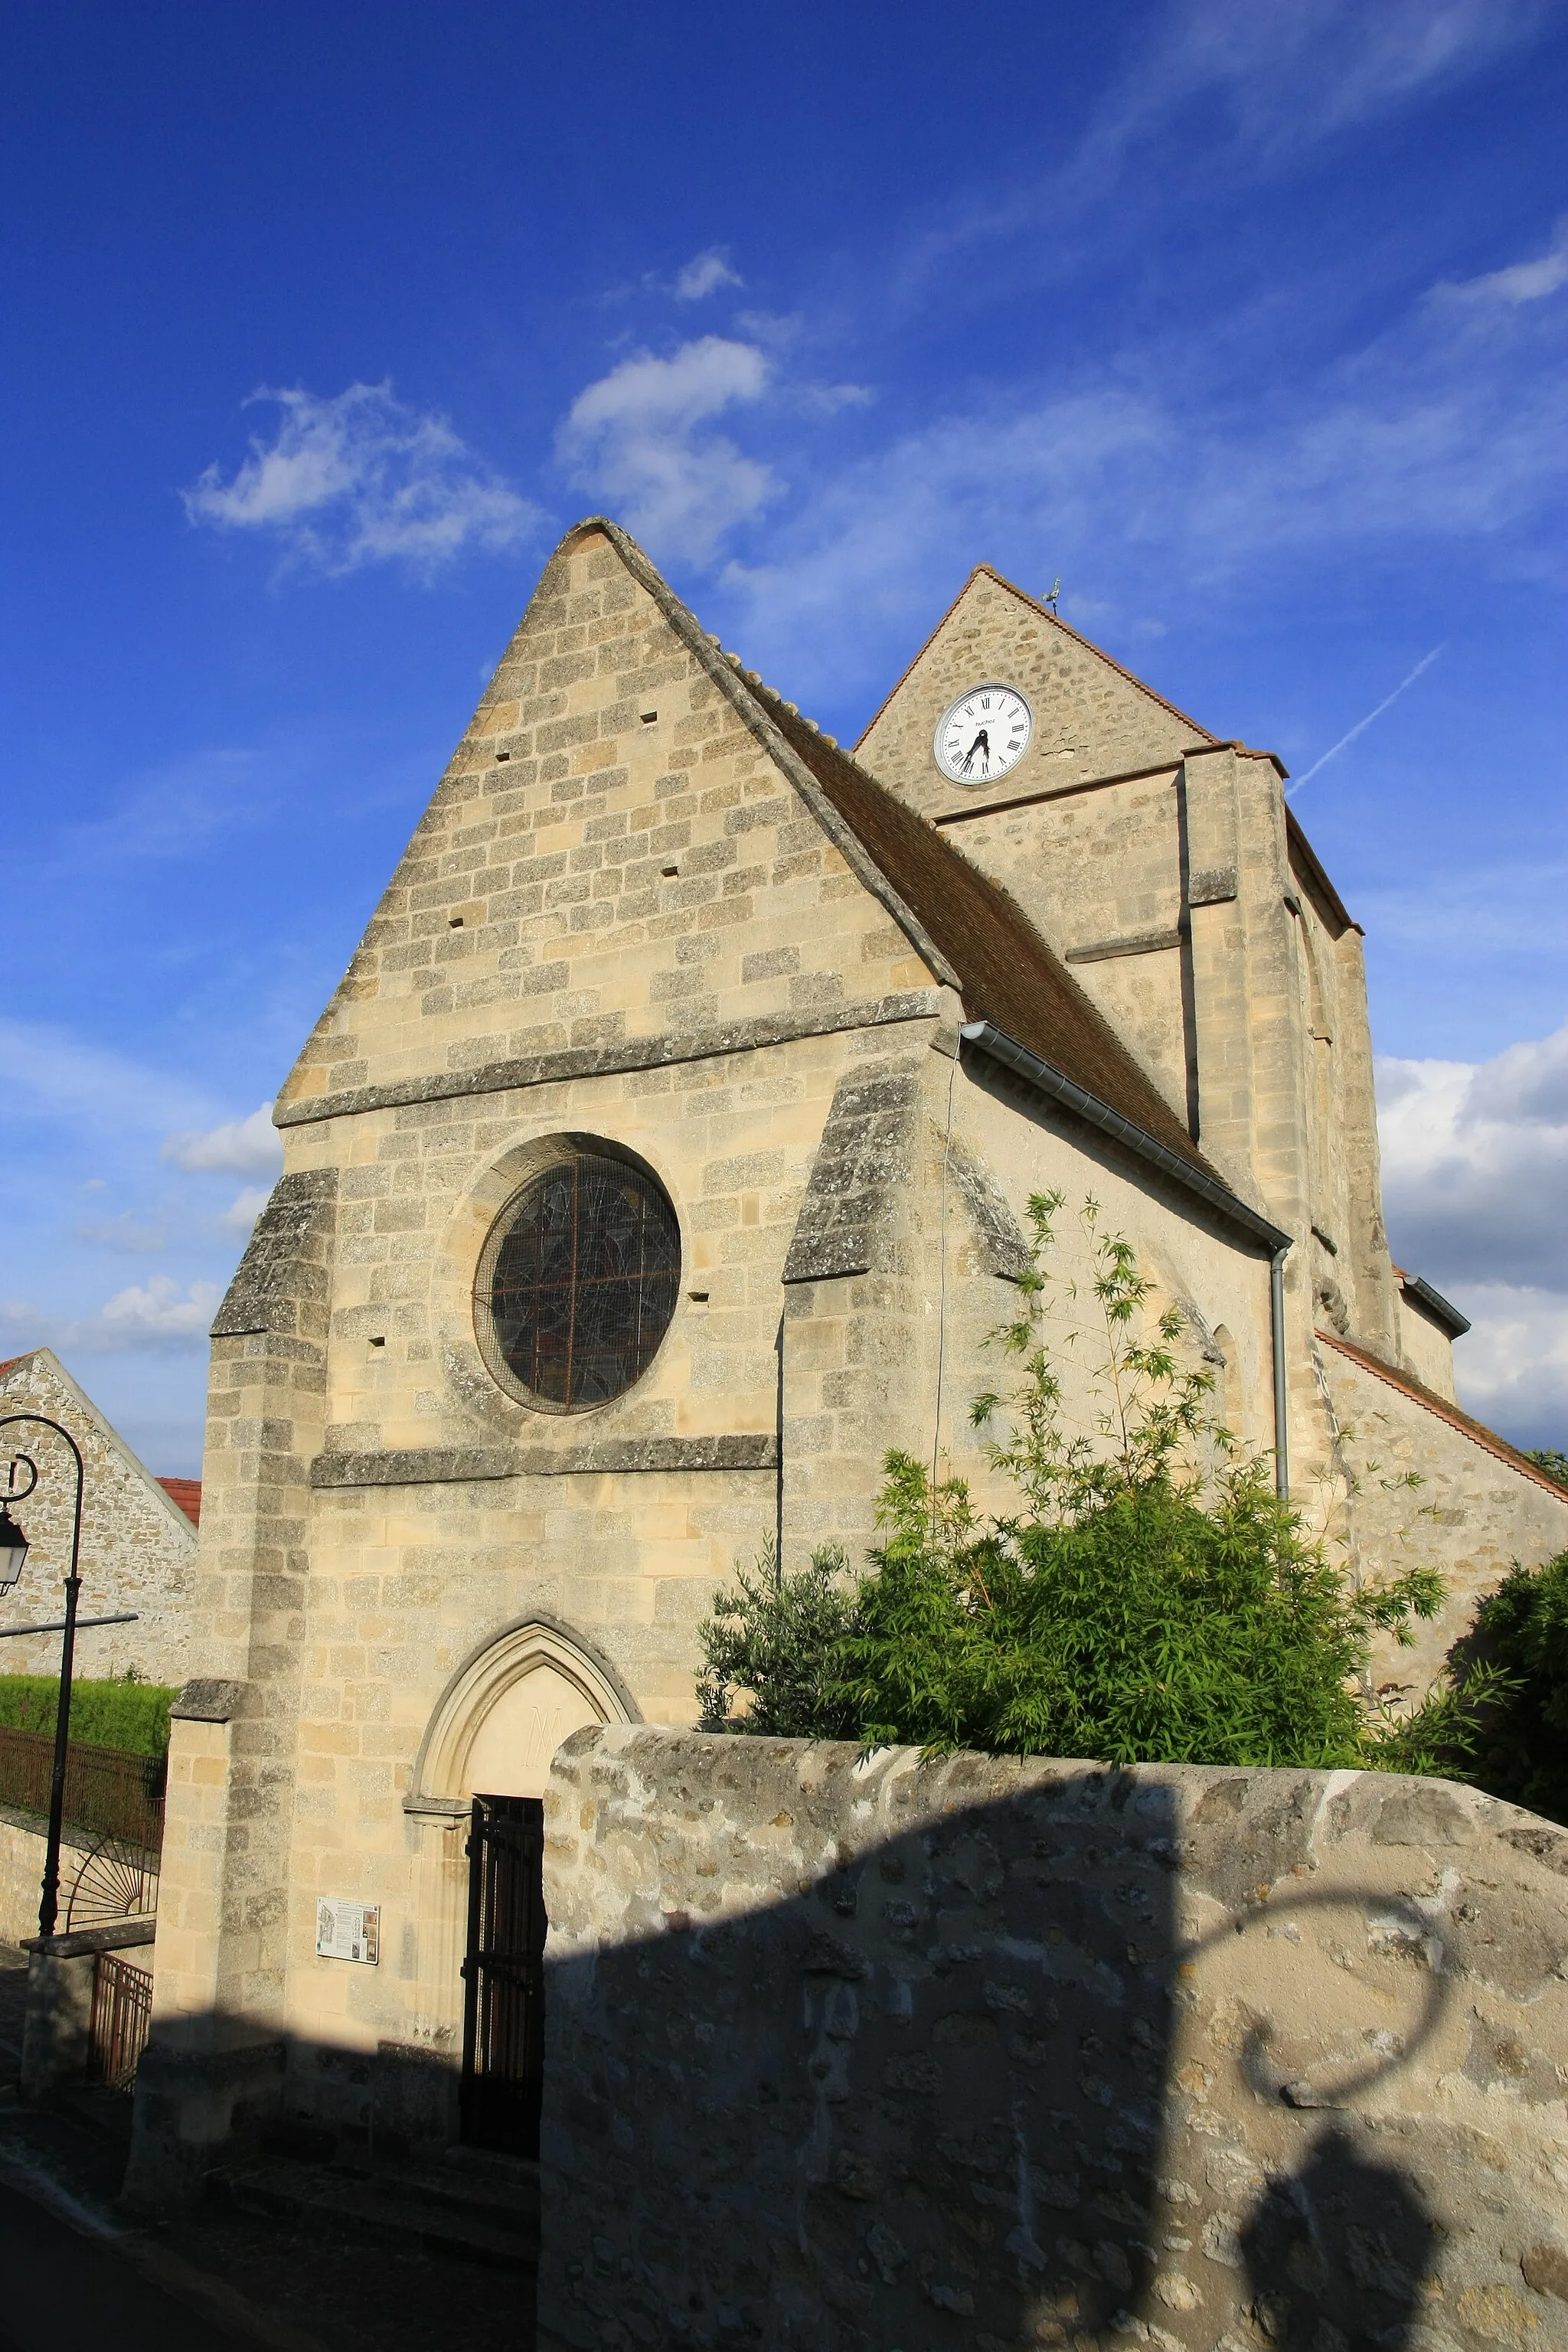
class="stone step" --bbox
[218,2157,538,2273]
[372,2152,539,2231]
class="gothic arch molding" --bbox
[404,1612,641,1817]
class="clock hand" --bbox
[959,727,991,775]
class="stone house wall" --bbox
[1317,1333,1568,1705]
[540,1725,1568,2352]
[0,1348,195,1685]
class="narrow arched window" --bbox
[477,1152,681,1412]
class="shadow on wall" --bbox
[122,2017,464,2213]
[537,1733,1568,2352]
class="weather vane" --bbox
[1043,577,1060,614]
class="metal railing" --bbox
[88,1950,153,2091]
[0,1724,165,1852]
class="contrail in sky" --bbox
[1285,643,1446,798]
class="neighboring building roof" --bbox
[156,1477,202,1527]
[1316,1328,1566,1499]
[596,520,1220,1190]
[1392,1268,1472,1339]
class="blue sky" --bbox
[3,0,1566,1472]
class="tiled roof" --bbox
[769,702,1215,1175]
[156,1477,202,1527]
[1316,1329,1568,1501]
[590,521,1218,1187]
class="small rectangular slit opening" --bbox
[661,864,679,878]
[640,710,658,724]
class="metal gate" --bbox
[459,1795,546,2156]
[88,1950,152,2091]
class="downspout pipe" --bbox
[1270,1245,1290,1501]
[957,1021,1294,1498]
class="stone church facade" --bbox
[128,520,1568,2193]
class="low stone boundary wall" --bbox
[0,1807,91,1949]
[541,1728,1568,2352]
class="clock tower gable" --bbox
[855,564,1215,827]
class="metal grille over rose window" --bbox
[479,1155,681,1411]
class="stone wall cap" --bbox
[22,1917,155,1957]
[170,1676,246,1722]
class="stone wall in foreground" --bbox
[540,1726,1568,2352]
[0,1808,90,1948]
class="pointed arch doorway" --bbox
[410,1619,638,2155]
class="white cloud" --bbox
[100,1279,223,1338]
[1100,0,1551,160]
[77,1213,168,1253]
[1378,1022,1568,1446]
[0,1279,223,1359]
[1436,1284,1568,1446]
[184,383,542,577]
[0,1018,209,1137]
[1378,1021,1568,1290]
[162,1102,282,1176]
[1431,217,1568,309]
[708,218,1567,701]
[675,248,742,302]
[557,336,778,562]
[218,1187,271,1236]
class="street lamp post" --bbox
[1,1413,89,1938]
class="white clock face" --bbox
[933,683,1033,785]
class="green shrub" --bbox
[0,1672,177,1756]
[700,1192,1474,1774]
[1524,1449,1568,1491]
[697,1540,861,1738]
[1441,1550,1568,1824]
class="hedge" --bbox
[0,1674,176,1756]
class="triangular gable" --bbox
[273,517,1215,1184]
[602,525,1215,1178]
[1317,1328,1568,1501]
[854,564,1217,826]
[276,518,959,1120]
[0,1348,199,1544]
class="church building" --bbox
[127,519,1568,2194]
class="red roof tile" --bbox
[156,1477,201,1527]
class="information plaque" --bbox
[315,1896,379,1965]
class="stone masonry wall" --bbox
[1317,1336,1568,1707]
[0,1808,91,1947]
[541,1726,1568,2352]
[0,1348,195,1684]
[855,567,1208,828]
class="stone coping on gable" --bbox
[275,991,947,1130]
[309,1433,778,1488]
[1317,1326,1568,1501]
